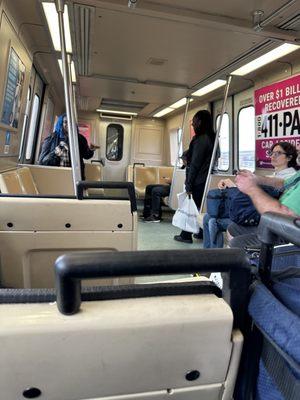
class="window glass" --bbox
[238,106,255,172]
[216,113,229,171]
[170,128,183,166]
[19,86,31,160]
[106,124,124,161]
[25,94,40,160]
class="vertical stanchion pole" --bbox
[168,97,190,208]
[55,0,81,194]
[199,75,232,213]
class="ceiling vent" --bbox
[99,113,133,121]
[147,57,168,66]
[278,13,300,31]
[73,3,95,75]
[100,98,147,113]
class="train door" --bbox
[21,67,44,164]
[233,88,255,172]
[213,97,233,174]
[99,118,132,181]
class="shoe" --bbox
[144,215,161,223]
[173,235,193,244]
[193,232,203,240]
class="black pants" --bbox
[180,183,205,240]
[143,184,170,218]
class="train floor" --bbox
[137,205,203,251]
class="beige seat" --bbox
[0,293,243,400]
[0,167,38,195]
[133,165,173,199]
[0,197,137,288]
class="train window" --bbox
[238,106,255,172]
[106,123,124,161]
[216,113,229,171]
[19,86,32,160]
[170,128,183,166]
[25,94,40,160]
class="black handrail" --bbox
[257,213,300,284]
[55,248,251,329]
[76,180,137,213]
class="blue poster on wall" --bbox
[1,48,25,129]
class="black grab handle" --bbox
[258,212,300,247]
[76,181,137,213]
[55,249,251,327]
[257,213,300,284]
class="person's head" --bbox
[269,142,298,170]
[55,113,68,138]
[191,110,214,136]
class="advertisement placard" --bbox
[255,74,300,168]
[1,48,26,129]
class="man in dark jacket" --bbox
[39,114,99,179]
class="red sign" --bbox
[78,121,91,145]
[255,74,300,168]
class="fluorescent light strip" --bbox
[154,98,194,118]
[42,2,72,53]
[192,79,226,97]
[58,59,77,83]
[170,98,193,109]
[96,109,138,116]
[231,43,300,76]
[153,107,174,118]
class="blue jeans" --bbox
[203,213,231,248]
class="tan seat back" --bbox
[134,166,157,198]
[17,167,39,194]
[0,293,242,400]
[0,167,38,195]
[157,166,173,184]
[0,169,23,194]
[85,163,103,181]
[0,197,137,288]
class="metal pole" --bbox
[199,75,232,213]
[168,97,190,207]
[55,0,82,194]
[67,54,81,177]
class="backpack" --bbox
[206,188,231,218]
[229,186,282,226]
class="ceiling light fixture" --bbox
[42,2,72,53]
[192,80,226,97]
[231,43,300,76]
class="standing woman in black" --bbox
[174,110,215,243]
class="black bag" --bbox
[229,186,282,226]
[206,188,231,218]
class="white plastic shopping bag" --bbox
[172,192,200,233]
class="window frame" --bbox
[237,105,256,172]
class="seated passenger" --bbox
[216,141,299,244]
[229,152,300,248]
[39,114,99,179]
[143,151,188,223]
[203,213,231,249]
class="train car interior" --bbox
[0,0,299,399]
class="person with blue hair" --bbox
[39,114,99,179]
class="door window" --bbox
[106,124,124,161]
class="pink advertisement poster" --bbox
[78,121,91,145]
[255,74,300,168]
